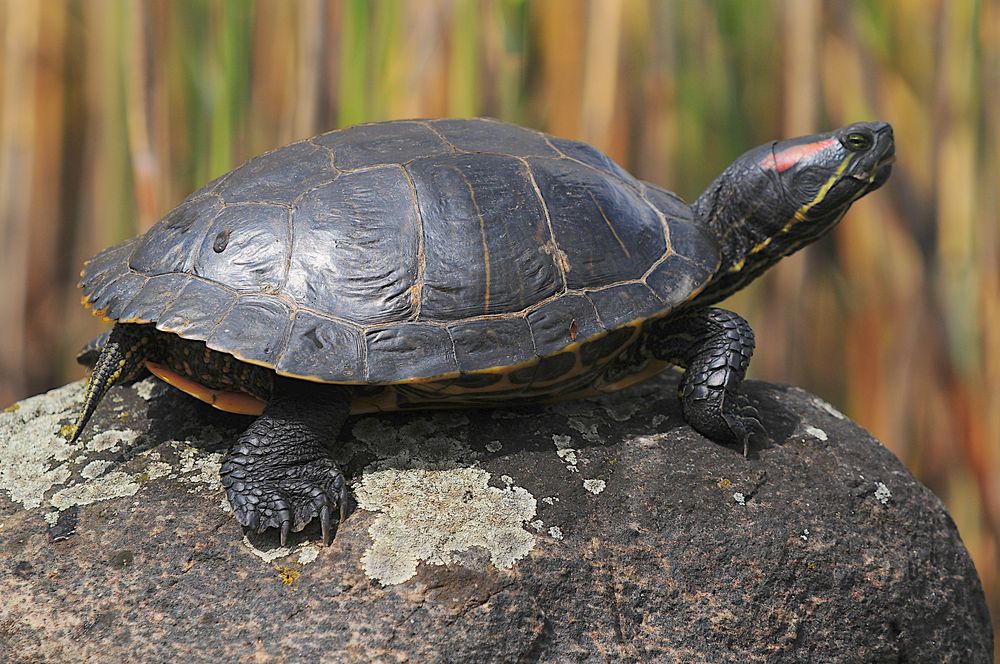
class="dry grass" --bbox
[0,0,996,650]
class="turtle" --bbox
[68,118,895,545]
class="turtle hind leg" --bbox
[648,307,767,456]
[68,323,151,445]
[220,378,353,546]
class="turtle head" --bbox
[691,121,894,306]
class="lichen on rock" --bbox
[0,379,227,518]
[354,468,537,585]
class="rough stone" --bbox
[0,373,993,663]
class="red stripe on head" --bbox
[760,137,838,173]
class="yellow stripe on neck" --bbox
[786,154,854,230]
[727,154,855,273]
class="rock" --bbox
[0,373,993,663]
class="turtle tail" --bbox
[68,324,150,445]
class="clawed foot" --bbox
[726,392,768,457]
[220,454,350,546]
[679,385,769,456]
[219,381,354,546]
[656,307,770,456]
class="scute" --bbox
[549,136,634,182]
[647,255,715,309]
[216,140,334,204]
[431,118,558,157]
[119,273,192,323]
[277,312,364,381]
[527,157,667,289]
[194,204,289,292]
[129,195,223,276]
[210,295,292,367]
[587,283,663,330]
[407,153,562,320]
[449,318,534,373]
[313,121,451,170]
[365,323,457,382]
[157,280,238,339]
[526,294,603,357]
[78,118,721,384]
[284,167,420,325]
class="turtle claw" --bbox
[279,518,291,548]
[245,508,261,535]
[221,452,348,547]
[735,393,768,456]
[722,396,767,457]
[320,504,332,546]
[338,483,353,523]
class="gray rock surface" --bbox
[0,372,993,663]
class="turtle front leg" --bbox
[220,378,352,546]
[647,307,766,456]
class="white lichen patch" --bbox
[297,546,320,565]
[583,479,606,495]
[133,376,169,401]
[50,472,141,510]
[804,426,829,441]
[240,539,321,566]
[0,382,85,509]
[352,413,477,472]
[810,395,847,420]
[567,417,602,443]
[88,429,139,453]
[0,380,226,518]
[530,519,545,532]
[144,461,173,481]
[485,440,502,453]
[733,492,746,505]
[556,448,578,466]
[874,481,892,505]
[242,536,291,563]
[542,496,559,505]
[81,460,114,480]
[547,526,563,540]
[552,434,572,449]
[552,434,580,472]
[174,444,225,485]
[354,468,537,586]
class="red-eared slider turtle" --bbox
[69,118,895,545]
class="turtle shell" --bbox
[80,118,720,384]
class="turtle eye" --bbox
[842,131,873,152]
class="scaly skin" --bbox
[647,307,765,456]
[219,379,352,546]
[68,324,150,445]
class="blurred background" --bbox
[0,0,996,645]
